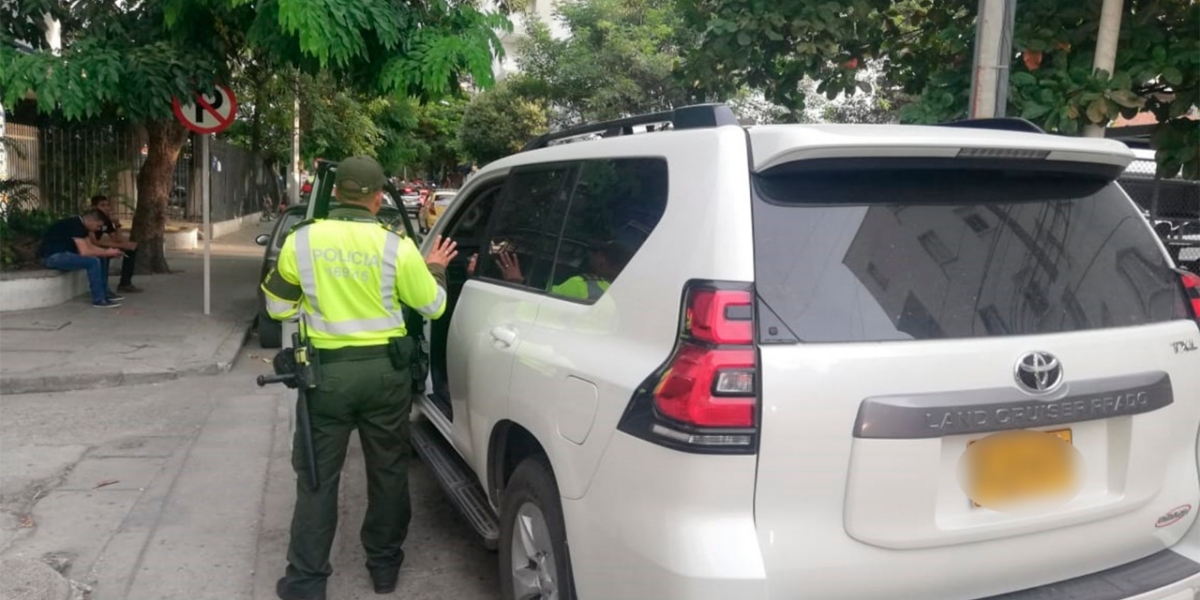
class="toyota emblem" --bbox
[1014,351,1064,395]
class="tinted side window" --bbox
[549,158,668,303]
[274,211,305,249]
[479,166,573,291]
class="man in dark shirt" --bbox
[40,210,126,308]
[90,195,142,293]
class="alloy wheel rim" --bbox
[510,502,558,600]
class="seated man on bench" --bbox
[39,210,126,308]
[90,195,142,293]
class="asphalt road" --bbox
[247,342,503,600]
[1,342,502,600]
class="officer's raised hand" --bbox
[426,235,458,267]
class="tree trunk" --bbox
[131,119,188,274]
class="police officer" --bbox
[263,156,457,600]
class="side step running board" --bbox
[410,419,500,550]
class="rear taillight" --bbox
[618,282,758,453]
[1179,269,1200,320]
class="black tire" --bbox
[258,313,283,349]
[498,455,576,600]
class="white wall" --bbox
[487,0,569,83]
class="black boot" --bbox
[276,577,326,600]
[368,550,405,594]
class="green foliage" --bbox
[222,67,471,180]
[0,205,60,270]
[2,0,509,269]
[682,0,1199,178]
[458,84,549,166]
[298,73,390,162]
[513,0,692,125]
[0,179,42,214]
[4,207,59,237]
[2,0,508,119]
[884,0,1199,177]
[397,96,471,180]
[678,0,880,111]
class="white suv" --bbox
[410,103,1200,600]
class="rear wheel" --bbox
[499,455,575,600]
[258,313,282,348]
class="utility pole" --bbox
[1085,0,1124,137]
[289,74,301,205]
[0,100,7,185]
[969,0,1018,118]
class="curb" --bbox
[0,315,254,395]
[0,558,71,600]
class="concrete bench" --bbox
[0,268,89,312]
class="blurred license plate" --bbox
[967,429,1074,509]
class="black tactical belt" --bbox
[316,344,391,364]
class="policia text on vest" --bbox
[262,156,459,600]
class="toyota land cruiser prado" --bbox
[401,104,1200,600]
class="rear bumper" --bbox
[562,436,1200,600]
[977,551,1199,600]
[561,433,767,600]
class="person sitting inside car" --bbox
[467,239,633,302]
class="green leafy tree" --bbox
[882,0,1198,177]
[1,0,507,272]
[678,0,877,110]
[390,97,471,181]
[223,70,470,183]
[458,83,549,166]
[681,0,1199,177]
[513,0,693,126]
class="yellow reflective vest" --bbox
[261,206,447,349]
[551,275,609,301]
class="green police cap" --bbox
[335,156,386,201]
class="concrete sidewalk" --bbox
[0,350,286,600]
[0,222,272,395]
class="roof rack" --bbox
[520,103,740,152]
[936,117,1046,134]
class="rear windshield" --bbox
[752,164,1188,343]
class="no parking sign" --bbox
[170,84,237,317]
[172,85,238,134]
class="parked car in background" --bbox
[418,189,457,233]
[253,204,308,348]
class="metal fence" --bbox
[3,122,141,220]
[2,119,269,225]
[1119,156,1200,222]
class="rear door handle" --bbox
[490,326,518,348]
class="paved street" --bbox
[1,346,500,600]
[252,349,500,600]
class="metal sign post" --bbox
[201,134,211,315]
[171,85,237,316]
